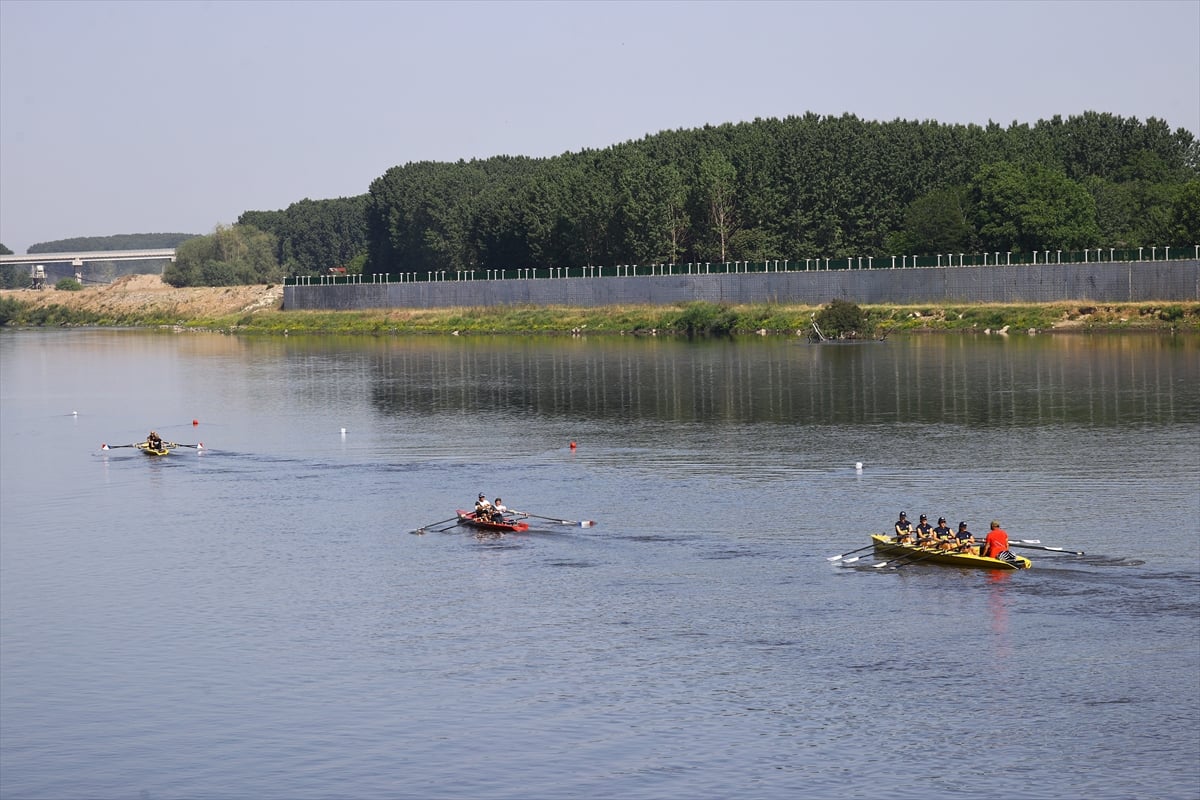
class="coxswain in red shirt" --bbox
[981,520,1010,559]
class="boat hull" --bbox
[137,443,171,456]
[871,534,1031,570]
[456,510,530,533]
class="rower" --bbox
[493,497,508,523]
[953,521,975,552]
[894,511,914,544]
[915,514,935,546]
[147,430,163,449]
[475,493,495,520]
[933,517,955,550]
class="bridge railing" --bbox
[283,245,1200,286]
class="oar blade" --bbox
[412,515,461,535]
[827,543,876,561]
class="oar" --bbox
[872,540,957,568]
[514,510,596,528]
[101,442,141,450]
[412,515,462,534]
[1008,542,1085,555]
[893,547,958,569]
[167,441,204,450]
[827,543,876,561]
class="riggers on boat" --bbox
[137,442,171,456]
[870,534,1031,570]
[456,510,530,533]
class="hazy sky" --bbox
[1,0,1197,254]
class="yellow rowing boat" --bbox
[870,534,1031,570]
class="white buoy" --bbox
[72,411,78,416]
[340,428,347,435]
[855,462,863,471]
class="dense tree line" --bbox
[238,196,368,275]
[109,112,1200,286]
[1,241,27,288]
[0,244,16,289]
[358,112,1197,276]
[27,233,198,253]
[162,224,283,287]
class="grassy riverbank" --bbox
[1,275,1197,335]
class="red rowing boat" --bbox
[455,510,530,533]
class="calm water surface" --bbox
[1,329,1198,800]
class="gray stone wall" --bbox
[284,260,1200,310]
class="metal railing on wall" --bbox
[284,244,1200,286]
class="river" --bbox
[1,329,1197,800]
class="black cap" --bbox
[958,521,967,528]
[920,514,927,520]
[938,517,946,523]
[899,511,907,517]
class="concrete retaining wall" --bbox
[284,260,1200,310]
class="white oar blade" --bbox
[578,520,595,527]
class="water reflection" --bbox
[274,334,1200,428]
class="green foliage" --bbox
[357,112,1194,277]
[345,252,368,275]
[1158,305,1184,322]
[28,233,197,253]
[0,243,12,255]
[699,151,738,262]
[163,224,282,287]
[2,303,102,326]
[0,296,21,324]
[970,163,1100,251]
[0,264,30,289]
[675,301,740,336]
[890,186,975,254]
[814,299,869,338]
[54,278,82,291]
[239,196,368,276]
[1168,181,1200,247]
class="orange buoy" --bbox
[192,419,199,426]
[569,441,577,449]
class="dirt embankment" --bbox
[1,274,283,318]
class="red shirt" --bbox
[983,528,1009,559]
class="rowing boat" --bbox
[870,534,1031,570]
[137,442,171,456]
[456,510,530,533]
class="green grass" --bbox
[3,298,1198,335]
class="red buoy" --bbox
[569,441,577,450]
[193,419,199,426]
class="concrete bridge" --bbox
[0,249,176,267]
[0,249,177,286]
